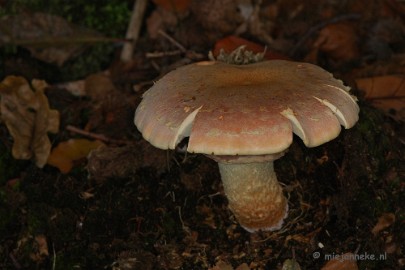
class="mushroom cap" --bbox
[135,60,359,156]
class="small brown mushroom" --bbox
[134,60,359,232]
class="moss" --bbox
[0,0,130,35]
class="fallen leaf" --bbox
[213,35,289,60]
[80,190,95,200]
[210,260,233,270]
[196,204,216,229]
[0,12,102,66]
[285,234,311,244]
[371,212,396,235]
[29,235,49,262]
[83,72,136,132]
[356,75,405,99]
[0,76,59,167]
[320,253,358,270]
[384,239,397,254]
[85,72,117,103]
[47,139,105,173]
[311,22,359,64]
[152,0,191,13]
[356,75,405,121]
[235,263,249,270]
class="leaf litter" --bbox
[0,0,404,269]
[0,76,59,167]
[0,12,103,66]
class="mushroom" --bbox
[134,60,359,232]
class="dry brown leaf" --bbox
[0,76,59,167]
[47,139,105,173]
[152,0,191,13]
[356,75,405,98]
[196,204,217,229]
[312,22,359,64]
[29,235,49,262]
[320,253,358,270]
[371,212,396,235]
[356,75,405,120]
[235,263,249,270]
[285,234,311,244]
[79,190,95,200]
[0,12,101,66]
[210,260,234,270]
[85,72,117,103]
[83,72,136,132]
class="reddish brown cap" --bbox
[135,60,359,156]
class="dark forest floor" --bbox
[0,0,404,269]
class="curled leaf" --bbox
[47,139,105,173]
[0,76,59,167]
[356,75,405,121]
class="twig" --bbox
[146,50,183,58]
[66,125,132,145]
[52,243,56,270]
[8,252,21,269]
[3,36,131,47]
[158,30,187,52]
[120,0,149,62]
[153,31,205,62]
[176,206,191,234]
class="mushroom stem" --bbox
[218,161,288,232]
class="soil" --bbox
[0,1,404,269]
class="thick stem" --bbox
[218,161,288,232]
